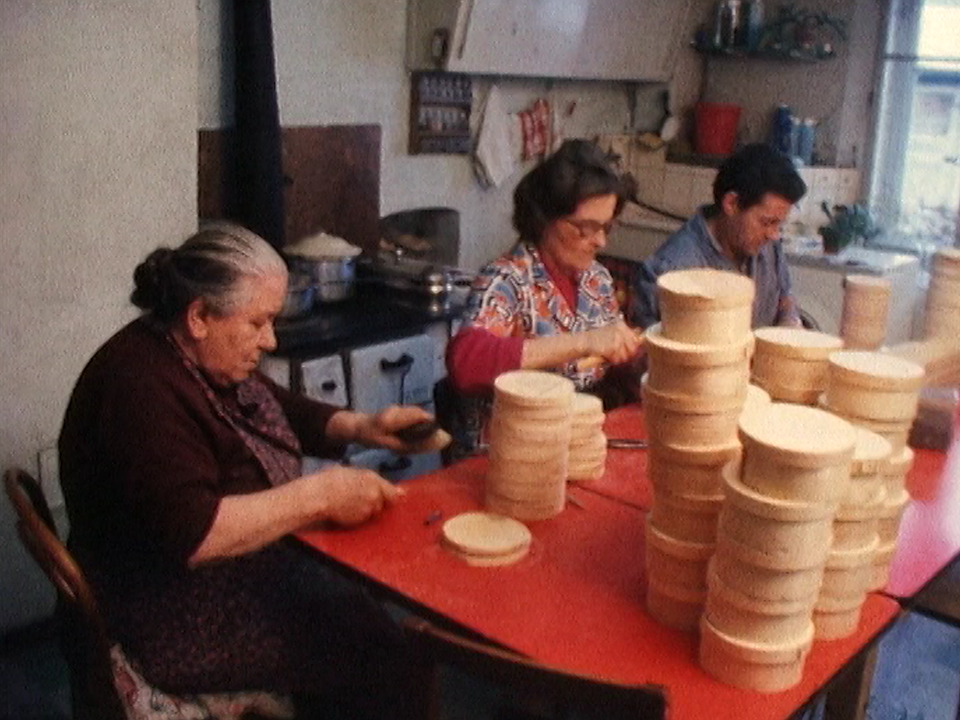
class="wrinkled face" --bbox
[540,193,618,273]
[722,192,794,257]
[188,273,286,386]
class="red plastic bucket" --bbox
[695,102,741,156]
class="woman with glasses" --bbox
[442,139,644,458]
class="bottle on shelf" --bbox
[797,118,816,166]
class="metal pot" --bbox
[279,276,316,319]
[286,255,356,303]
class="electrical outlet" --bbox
[37,446,65,510]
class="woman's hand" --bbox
[354,404,436,452]
[584,321,644,365]
[302,465,403,527]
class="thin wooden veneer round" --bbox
[699,615,814,693]
[493,369,576,405]
[644,322,754,399]
[656,268,755,345]
[738,402,856,506]
[739,402,857,471]
[751,327,843,404]
[826,351,924,422]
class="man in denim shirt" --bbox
[632,144,806,330]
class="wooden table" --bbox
[297,447,901,720]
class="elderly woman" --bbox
[444,139,644,455]
[58,224,429,717]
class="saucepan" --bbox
[279,275,316,319]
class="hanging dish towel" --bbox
[518,98,551,160]
[473,85,518,189]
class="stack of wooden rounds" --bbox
[815,428,891,639]
[840,274,891,350]
[869,446,914,591]
[751,327,844,405]
[486,370,574,521]
[642,269,756,632]
[568,392,606,482]
[440,511,532,566]
[923,247,960,339]
[821,351,925,454]
[699,403,855,692]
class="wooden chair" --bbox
[3,467,295,720]
[402,616,668,720]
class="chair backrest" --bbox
[402,616,667,720]
[3,467,127,720]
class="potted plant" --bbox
[818,202,881,254]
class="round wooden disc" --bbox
[440,511,532,558]
[738,402,856,468]
[494,370,575,406]
[828,351,925,391]
[753,327,844,360]
[852,427,892,474]
[844,274,892,295]
[656,268,755,310]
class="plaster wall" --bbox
[0,0,197,631]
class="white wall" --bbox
[0,1,198,631]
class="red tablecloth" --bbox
[885,442,960,598]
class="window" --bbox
[868,0,960,256]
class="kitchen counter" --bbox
[273,283,468,358]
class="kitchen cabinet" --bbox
[406,0,694,81]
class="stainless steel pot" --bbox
[287,255,356,303]
[279,276,316,319]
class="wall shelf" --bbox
[408,71,472,155]
[692,44,836,63]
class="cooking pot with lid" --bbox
[284,231,362,303]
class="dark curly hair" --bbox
[711,143,806,213]
[130,223,286,323]
[512,139,636,243]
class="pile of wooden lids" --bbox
[440,511,532,566]
[751,327,844,405]
[485,370,574,521]
[923,247,960,339]
[840,274,891,350]
[643,269,757,631]
[871,446,914,590]
[568,393,606,482]
[817,350,925,598]
[816,428,891,639]
[700,403,857,692]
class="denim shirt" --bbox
[631,208,799,330]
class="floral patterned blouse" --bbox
[442,241,626,459]
[459,240,624,389]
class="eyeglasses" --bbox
[562,217,616,239]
